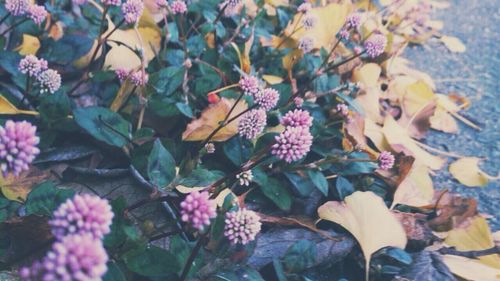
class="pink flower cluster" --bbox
[336,103,349,117]
[0,120,39,177]
[239,76,261,97]
[238,108,267,140]
[254,88,279,110]
[115,68,149,86]
[346,13,361,29]
[364,33,387,58]
[180,191,217,230]
[298,36,314,53]
[49,194,114,239]
[4,0,47,24]
[102,0,121,6]
[272,109,314,163]
[122,0,144,24]
[20,234,108,281]
[297,2,311,13]
[224,209,261,245]
[19,55,61,94]
[378,151,395,170]
[170,0,187,14]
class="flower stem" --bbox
[179,232,209,281]
[0,18,28,36]
[0,12,11,26]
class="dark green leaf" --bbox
[34,145,96,164]
[335,176,354,200]
[283,240,317,272]
[178,168,224,187]
[223,136,253,166]
[307,170,328,196]
[103,261,126,281]
[73,107,131,147]
[25,181,74,216]
[147,139,176,188]
[273,259,288,281]
[124,246,180,277]
[214,266,265,281]
[283,172,315,197]
[253,169,292,211]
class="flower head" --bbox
[224,209,261,245]
[336,103,349,117]
[170,0,187,14]
[19,55,47,77]
[281,109,313,128]
[254,88,279,110]
[115,68,130,82]
[5,0,30,16]
[0,121,39,177]
[37,69,61,94]
[102,0,121,6]
[204,143,215,154]
[49,194,114,239]
[364,33,387,58]
[302,14,317,30]
[238,109,267,139]
[272,126,313,163]
[297,2,312,13]
[236,170,253,186]
[20,234,108,281]
[27,5,48,25]
[378,151,395,170]
[298,36,314,53]
[220,0,241,17]
[155,0,168,8]
[74,95,98,108]
[122,0,144,24]
[339,29,350,40]
[239,76,261,97]
[130,70,149,86]
[180,191,217,231]
[346,13,361,29]
[294,97,304,108]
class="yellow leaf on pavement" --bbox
[392,162,434,208]
[403,80,435,116]
[0,95,38,116]
[0,168,51,202]
[445,216,500,269]
[318,191,407,281]
[182,98,248,142]
[441,35,466,53]
[442,255,500,281]
[14,34,41,55]
[449,157,497,187]
[262,75,284,85]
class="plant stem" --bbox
[0,18,28,36]
[0,12,10,26]
[438,246,500,258]
[179,232,209,281]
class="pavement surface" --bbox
[404,0,499,230]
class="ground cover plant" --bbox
[0,0,498,280]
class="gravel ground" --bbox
[404,0,500,230]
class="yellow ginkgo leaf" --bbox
[449,157,496,187]
[262,75,284,85]
[0,168,51,202]
[442,255,500,281]
[0,95,38,116]
[445,216,500,269]
[182,98,248,142]
[175,186,234,207]
[391,162,434,209]
[441,35,466,53]
[318,191,407,281]
[14,34,40,56]
[352,63,381,88]
[403,80,435,116]
[382,116,446,170]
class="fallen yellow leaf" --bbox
[262,75,284,85]
[0,95,38,116]
[0,168,51,202]
[449,157,496,187]
[391,162,434,208]
[442,255,500,281]
[318,191,407,281]
[182,98,248,142]
[441,35,466,53]
[14,34,40,55]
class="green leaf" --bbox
[307,170,328,196]
[283,172,316,197]
[149,67,184,96]
[178,168,224,187]
[253,169,292,211]
[38,92,71,123]
[169,235,204,277]
[103,261,126,281]
[283,240,317,273]
[223,136,253,166]
[124,246,180,277]
[25,181,74,216]
[147,139,176,188]
[175,102,194,118]
[73,107,131,147]
[335,176,354,200]
[273,259,288,281]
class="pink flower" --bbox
[302,14,317,30]
[155,0,168,8]
[298,36,314,53]
[130,70,149,86]
[239,76,261,97]
[115,68,130,82]
[364,33,387,58]
[37,69,61,94]
[297,2,312,13]
[27,4,48,25]
[339,28,350,40]
[238,109,267,139]
[180,191,217,231]
[50,194,114,239]
[224,209,261,245]
[5,0,30,16]
[122,0,144,24]
[336,103,349,117]
[346,13,361,29]
[20,234,108,281]
[272,126,313,163]
[254,88,279,110]
[294,97,304,108]
[378,151,395,170]
[0,120,39,177]
[281,109,313,128]
[102,0,121,6]
[19,55,46,77]
[170,0,187,14]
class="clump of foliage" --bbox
[0,0,498,280]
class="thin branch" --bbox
[438,246,500,259]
